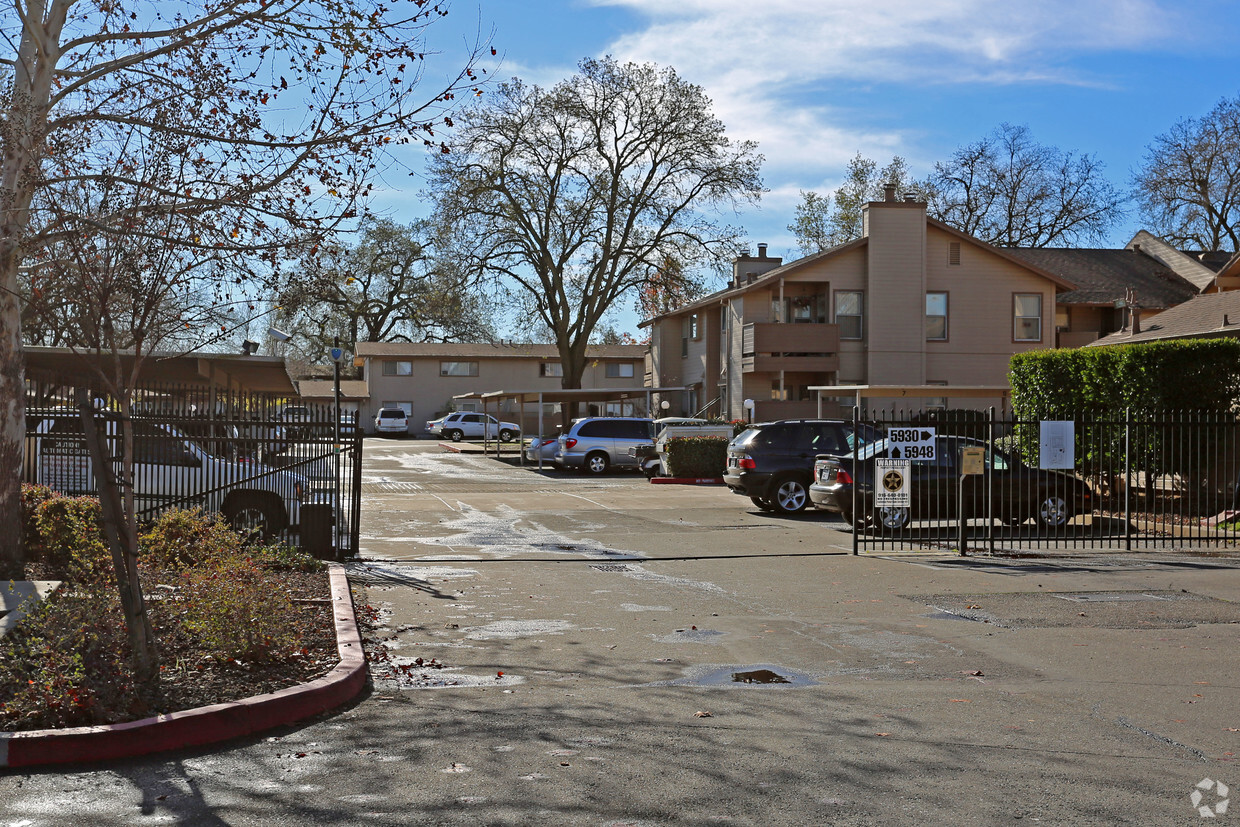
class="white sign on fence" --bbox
[875,459,911,507]
[887,426,935,461]
[1039,420,1075,470]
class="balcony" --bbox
[741,323,840,374]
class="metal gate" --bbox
[23,381,363,557]
[843,407,1240,554]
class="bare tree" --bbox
[428,57,763,396]
[0,0,486,578]
[1134,95,1240,252]
[927,123,1124,248]
[278,217,494,360]
[788,155,928,253]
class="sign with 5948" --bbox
[888,427,936,461]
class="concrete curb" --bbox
[650,477,725,485]
[0,563,366,770]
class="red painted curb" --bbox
[650,477,725,485]
[0,564,366,770]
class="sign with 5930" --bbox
[888,427,936,462]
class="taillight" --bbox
[565,438,577,449]
[738,456,756,470]
[836,468,853,485]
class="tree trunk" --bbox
[0,1,60,579]
[77,392,160,697]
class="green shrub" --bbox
[0,586,143,730]
[665,436,729,478]
[245,544,326,573]
[33,495,111,585]
[178,555,300,663]
[138,508,243,570]
[20,484,57,564]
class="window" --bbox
[440,361,479,377]
[540,362,563,378]
[381,360,412,376]
[835,291,863,340]
[1014,293,1043,342]
[926,292,948,341]
[605,362,635,379]
[457,402,478,412]
[381,401,412,416]
[926,381,947,411]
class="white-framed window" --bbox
[926,292,948,341]
[540,361,563,378]
[1014,293,1043,342]
[835,291,864,340]
[381,401,412,416]
[605,362,635,379]
[381,360,412,376]
[440,361,479,377]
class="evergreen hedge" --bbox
[664,436,729,478]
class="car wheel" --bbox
[875,506,910,530]
[585,452,610,475]
[500,428,517,443]
[223,496,282,540]
[770,475,809,514]
[845,508,872,529]
[448,429,464,442]
[1036,495,1071,528]
[750,496,775,512]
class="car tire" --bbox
[1036,494,1071,528]
[448,429,464,442]
[770,475,809,514]
[584,452,610,475]
[750,496,775,512]
[500,428,517,443]
[223,495,283,540]
[875,506,910,531]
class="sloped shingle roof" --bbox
[1089,290,1240,346]
[1004,248,1199,309]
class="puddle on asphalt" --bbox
[731,669,791,684]
[654,628,726,644]
[642,664,817,688]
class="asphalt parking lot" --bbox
[2,438,1239,825]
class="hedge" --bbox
[664,436,729,478]
[1009,338,1240,418]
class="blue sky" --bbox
[387,0,1240,334]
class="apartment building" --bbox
[354,341,648,434]
[645,192,1080,420]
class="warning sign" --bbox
[875,458,911,507]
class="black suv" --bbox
[724,419,880,513]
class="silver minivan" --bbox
[555,417,655,474]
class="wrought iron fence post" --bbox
[852,404,859,556]
[1125,407,1132,552]
[988,406,995,556]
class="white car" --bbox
[374,407,409,435]
[426,411,521,442]
[30,414,322,539]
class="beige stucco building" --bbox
[645,194,1082,420]
[353,342,648,434]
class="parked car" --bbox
[426,411,522,442]
[555,417,655,474]
[29,414,324,539]
[525,432,561,465]
[374,406,410,435]
[724,419,881,514]
[809,434,1095,530]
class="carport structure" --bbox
[453,386,686,467]
[808,384,1012,416]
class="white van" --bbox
[30,414,327,538]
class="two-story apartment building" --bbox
[354,341,648,434]
[645,191,1082,420]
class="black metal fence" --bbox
[838,408,1240,554]
[23,380,363,558]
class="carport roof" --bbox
[454,386,685,405]
[24,346,298,394]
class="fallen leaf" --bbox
[694,710,712,718]
[875,732,892,737]
[949,699,972,703]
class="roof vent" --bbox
[883,183,896,202]
[757,243,768,257]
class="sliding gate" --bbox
[848,408,1240,554]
